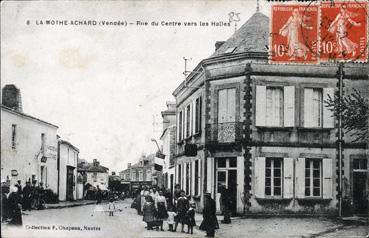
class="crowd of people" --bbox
[130,184,220,237]
[1,179,47,226]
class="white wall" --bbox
[58,143,78,201]
[86,171,109,189]
[1,108,58,192]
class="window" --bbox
[266,87,284,127]
[255,86,295,127]
[178,164,181,186]
[194,160,199,195]
[195,97,202,134]
[41,133,46,154]
[132,171,136,181]
[11,124,16,149]
[139,171,143,181]
[265,158,283,196]
[304,88,322,127]
[93,172,97,182]
[305,159,322,197]
[185,163,190,194]
[186,104,191,138]
[218,88,236,123]
[146,170,151,181]
[178,111,183,141]
[353,158,367,170]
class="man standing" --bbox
[220,185,231,224]
[15,180,22,197]
[22,181,32,211]
[174,190,189,233]
[200,193,219,237]
[95,185,102,204]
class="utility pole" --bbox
[337,62,344,217]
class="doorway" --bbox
[215,157,237,215]
[66,166,75,201]
[352,158,368,216]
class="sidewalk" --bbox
[44,199,98,209]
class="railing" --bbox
[206,122,243,143]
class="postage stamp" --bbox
[270,4,319,64]
[320,1,368,62]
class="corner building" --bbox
[173,11,369,215]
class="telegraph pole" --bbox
[337,62,344,217]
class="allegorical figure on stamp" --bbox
[328,4,361,57]
[279,8,313,60]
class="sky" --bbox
[1,0,270,172]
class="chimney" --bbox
[2,84,22,112]
[112,171,116,176]
[93,159,99,167]
[128,163,131,168]
[215,41,225,51]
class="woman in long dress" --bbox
[279,8,313,60]
[7,185,22,225]
[328,5,361,57]
[143,195,156,230]
[199,193,219,237]
[155,190,168,231]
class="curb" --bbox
[301,224,346,238]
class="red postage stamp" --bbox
[320,1,368,62]
[270,4,319,64]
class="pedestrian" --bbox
[220,185,231,224]
[30,180,37,209]
[199,193,219,237]
[15,180,22,197]
[173,184,181,208]
[22,181,32,211]
[164,188,174,209]
[1,182,10,222]
[174,190,189,233]
[7,185,22,225]
[155,190,168,231]
[141,186,149,214]
[143,195,156,230]
[166,206,176,232]
[96,185,102,204]
[108,197,116,216]
[135,189,142,215]
[38,182,45,209]
[186,202,196,234]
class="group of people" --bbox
[131,184,219,237]
[1,179,45,225]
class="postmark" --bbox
[320,1,368,62]
[270,4,319,64]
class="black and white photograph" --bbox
[1,0,369,237]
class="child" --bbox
[166,206,177,232]
[108,197,116,216]
[186,202,196,234]
[143,196,156,230]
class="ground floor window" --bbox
[265,158,282,196]
[305,159,321,197]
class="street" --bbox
[2,199,367,238]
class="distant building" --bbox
[78,159,109,190]
[58,140,79,201]
[1,85,58,193]
[160,101,176,193]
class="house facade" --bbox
[1,85,59,192]
[160,101,176,193]
[58,140,79,201]
[172,11,369,215]
[78,159,109,190]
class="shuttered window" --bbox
[195,97,202,134]
[256,86,295,127]
[304,88,334,128]
[265,158,283,196]
[218,88,236,123]
[186,105,191,138]
[178,111,183,141]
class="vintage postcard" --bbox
[1,0,369,238]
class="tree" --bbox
[325,89,369,142]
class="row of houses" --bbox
[156,10,368,216]
[1,84,109,201]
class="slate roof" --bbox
[210,11,269,58]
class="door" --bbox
[215,158,238,215]
[352,158,368,216]
[66,167,75,201]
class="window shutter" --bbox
[323,88,335,128]
[227,88,236,122]
[192,100,196,134]
[284,86,295,127]
[191,161,195,196]
[177,112,180,142]
[254,157,265,198]
[322,159,333,199]
[206,157,214,195]
[255,86,266,126]
[304,88,314,127]
[283,158,294,199]
[218,89,227,123]
[295,157,306,198]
